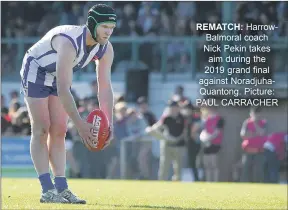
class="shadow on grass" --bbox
[87,203,210,210]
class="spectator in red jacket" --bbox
[263,132,288,183]
[200,102,224,182]
[240,107,268,183]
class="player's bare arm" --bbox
[52,36,96,146]
[97,41,114,124]
[96,41,114,147]
[52,36,80,124]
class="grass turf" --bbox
[2,178,287,209]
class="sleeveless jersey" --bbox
[20,25,108,87]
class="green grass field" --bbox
[2,178,287,210]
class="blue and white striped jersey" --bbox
[20,25,107,87]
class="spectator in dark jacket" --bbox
[181,101,202,181]
[137,96,156,126]
[147,100,185,181]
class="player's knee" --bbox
[31,121,50,140]
[49,123,67,139]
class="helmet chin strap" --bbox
[87,24,99,43]
[93,35,99,43]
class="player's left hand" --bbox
[102,125,114,150]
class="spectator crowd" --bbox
[2,2,287,39]
[1,1,288,183]
[2,82,287,183]
[2,2,288,75]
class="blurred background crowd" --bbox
[2,82,287,183]
[2,2,287,38]
[1,1,287,183]
[2,1,288,75]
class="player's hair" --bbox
[86,4,117,41]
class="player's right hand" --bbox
[75,120,98,148]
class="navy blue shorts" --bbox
[20,80,58,98]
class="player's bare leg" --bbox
[48,95,86,204]
[25,97,50,175]
[48,95,68,177]
[25,97,68,203]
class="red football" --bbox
[85,109,110,151]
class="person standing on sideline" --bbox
[263,132,287,183]
[240,107,267,183]
[146,100,185,181]
[181,101,202,181]
[200,101,224,182]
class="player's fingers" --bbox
[102,136,112,149]
[88,123,98,131]
[102,141,110,150]
[102,128,110,137]
[105,138,111,145]
[80,137,85,145]
[88,132,97,142]
[83,135,96,149]
[89,137,98,148]
[101,129,110,140]
[101,137,111,150]
[82,137,91,148]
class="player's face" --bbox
[96,23,116,45]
